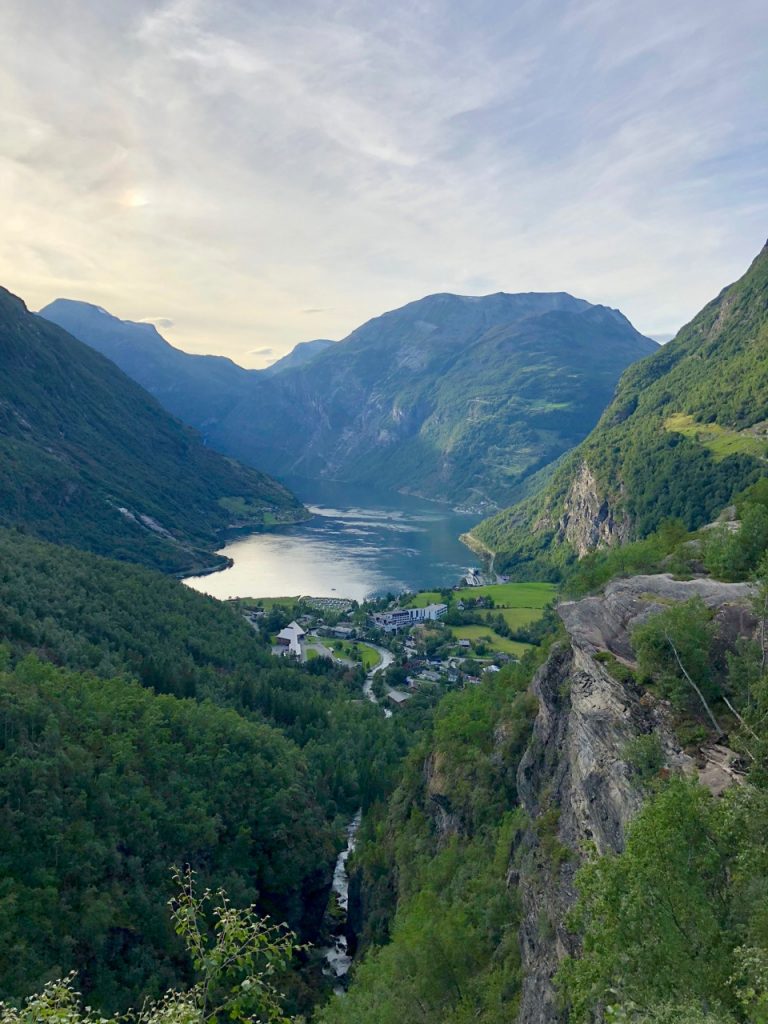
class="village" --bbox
[236,577,556,711]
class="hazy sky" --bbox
[1,1,766,367]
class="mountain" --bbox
[262,337,335,375]
[222,292,656,507]
[0,287,304,573]
[39,300,334,417]
[48,292,656,509]
[39,298,254,427]
[469,241,768,575]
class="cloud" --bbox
[140,316,175,329]
[249,346,275,357]
[0,0,765,361]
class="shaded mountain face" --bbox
[208,292,656,508]
[0,288,304,573]
[46,292,655,509]
[39,298,253,427]
[262,338,335,375]
[471,241,768,575]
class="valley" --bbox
[2,7,766,1024]
[2,236,768,1024]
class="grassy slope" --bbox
[0,287,304,573]
[450,624,532,657]
[454,581,556,606]
[472,242,768,575]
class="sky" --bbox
[0,1,766,368]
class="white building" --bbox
[276,621,306,657]
[372,603,448,633]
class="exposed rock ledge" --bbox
[559,573,755,663]
[512,573,755,1024]
[557,462,630,557]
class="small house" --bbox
[386,690,412,708]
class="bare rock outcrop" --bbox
[556,463,630,557]
[559,573,755,663]
[423,751,462,839]
[513,573,755,1024]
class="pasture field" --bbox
[450,624,533,658]
[454,581,556,608]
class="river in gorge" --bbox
[184,480,483,602]
[319,810,363,991]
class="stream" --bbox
[321,810,362,992]
[319,647,397,987]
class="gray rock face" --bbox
[559,573,755,662]
[423,750,463,839]
[556,462,630,557]
[513,573,755,1024]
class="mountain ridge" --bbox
[1,287,305,573]
[44,290,657,509]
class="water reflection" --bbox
[183,488,481,601]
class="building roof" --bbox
[387,690,412,705]
[277,621,306,644]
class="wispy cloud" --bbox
[249,346,275,357]
[0,0,765,363]
[140,316,175,329]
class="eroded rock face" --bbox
[424,750,462,839]
[556,463,630,557]
[513,643,685,1024]
[559,573,755,662]
[513,574,755,1024]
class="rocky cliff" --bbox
[512,574,755,1023]
[556,462,630,557]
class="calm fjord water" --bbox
[183,481,482,602]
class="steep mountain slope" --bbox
[39,298,253,427]
[471,241,768,574]
[0,287,304,572]
[38,300,334,416]
[209,293,656,508]
[45,292,655,509]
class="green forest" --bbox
[0,528,434,1016]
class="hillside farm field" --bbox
[454,581,556,607]
[450,625,533,658]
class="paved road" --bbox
[360,642,396,716]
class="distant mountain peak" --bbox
[44,288,656,509]
[262,338,336,376]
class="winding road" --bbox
[360,642,396,715]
